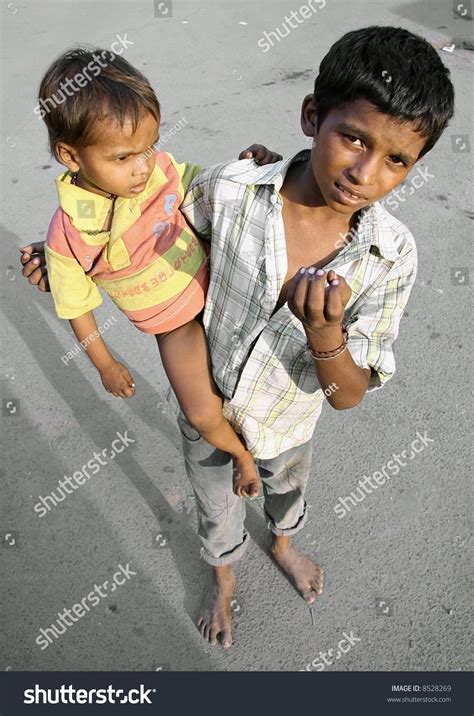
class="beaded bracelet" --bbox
[307,325,348,361]
[309,344,347,360]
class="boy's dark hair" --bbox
[37,47,160,158]
[314,26,455,157]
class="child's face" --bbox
[302,97,427,214]
[57,111,160,199]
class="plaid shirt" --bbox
[180,150,418,459]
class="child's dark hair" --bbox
[314,26,455,157]
[36,47,160,158]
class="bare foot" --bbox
[197,565,236,648]
[271,535,323,604]
[232,452,260,498]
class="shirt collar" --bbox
[227,149,308,192]
[55,164,169,270]
[228,149,401,262]
[55,163,167,232]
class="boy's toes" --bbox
[302,588,317,604]
[222,628,232,649]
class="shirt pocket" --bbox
[75,234,108,274]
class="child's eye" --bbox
[116,155,130,162]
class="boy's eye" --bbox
[117,155,130,161]
[388,155,407,167]
[343,134,363,147]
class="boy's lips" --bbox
[334,181,368,205]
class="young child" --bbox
[35,48,279,498]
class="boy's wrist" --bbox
[305,325,344,353]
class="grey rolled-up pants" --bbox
[177,411,313,566]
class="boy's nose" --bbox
[346,156,378,187]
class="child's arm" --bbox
[157,319,260,498]
[70,311,135,399]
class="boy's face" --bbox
[56,111,160,199]
[301,97,427,214]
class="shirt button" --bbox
[270,195,277,205]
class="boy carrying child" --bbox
[21,26,454,649]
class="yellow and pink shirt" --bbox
[45,152,209,334]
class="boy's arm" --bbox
[20,242,49,291]
[301,274,372,410]
[172,145,282,243]
[70,312,135,398]
[238,144,282,165]
[179,166,213,243]
[287,245,417,409]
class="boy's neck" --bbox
[281,157,356,235]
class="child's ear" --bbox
[55,142,80,172]
[301,94,317,139]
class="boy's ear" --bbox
[301,94,317,139]
[55,142,81,172]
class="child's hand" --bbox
[238,144,282,166]
[232,452,260,499]
[19,242,50,291]
[287,269,352,335]
[100,361,136,398]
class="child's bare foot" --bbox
[271,535,323,604]
[197,565,236,648]
[232,452,260,498]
